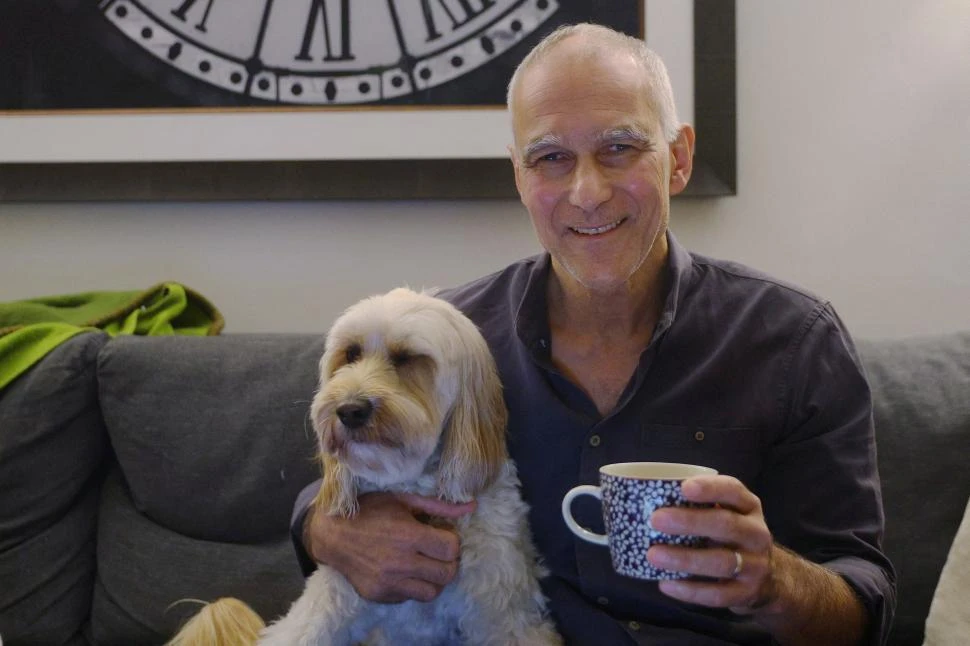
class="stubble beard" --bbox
[557,212,667,293]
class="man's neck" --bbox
[547,238,669,342]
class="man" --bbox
[292,24,895,645]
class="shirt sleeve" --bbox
[760,303,897,645]
[290,478,322,578]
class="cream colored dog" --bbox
[170,288,560,646]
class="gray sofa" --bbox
[1,330,968,645]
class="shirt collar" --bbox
[657,229,693,337]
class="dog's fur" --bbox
[169,288,560,646]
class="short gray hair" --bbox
[506,23,680,143]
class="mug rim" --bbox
[600,461,717,480]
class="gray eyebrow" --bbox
[521,126,654,161]
[521,134,563,160]
[596,126,653,145]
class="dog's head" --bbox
[310,288,508,517]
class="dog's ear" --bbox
[437,318,508,502]
[314,453,359,518]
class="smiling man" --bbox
[295,23,896,645]
[507,29,692,417]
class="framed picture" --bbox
[0,0,734,200]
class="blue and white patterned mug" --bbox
[562,462,718,581]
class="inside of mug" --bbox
[601,462,717,480]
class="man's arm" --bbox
[648,304,895,645]
[290,480,476,602]
[648,476,867,646]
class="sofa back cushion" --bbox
[94,334,324,642]
[0,332,109,645]
[858,332,970,646]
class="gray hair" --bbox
[506,23,681,143]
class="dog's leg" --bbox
[457,548,562,646]
[258,567,362,646]
[462,568,561,646]
[456,499,563,645]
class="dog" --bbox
[169,288,561,646]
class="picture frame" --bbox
[0,0,734,201]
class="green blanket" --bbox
[0,282,224,392]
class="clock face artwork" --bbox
[102,0,557,105]
[1,0,641,110]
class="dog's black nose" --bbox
[336,400,373,429]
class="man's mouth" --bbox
[570,218,624,235]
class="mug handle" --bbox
[561,485,608,546]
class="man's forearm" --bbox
[753,545,867,646]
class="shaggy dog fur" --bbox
[169,288,561,646]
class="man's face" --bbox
[510,43,692,293]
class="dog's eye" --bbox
[345,344,362,364]
[390,350,411,368]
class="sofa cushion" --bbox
[857,332,970,646]
[93,334,324,641]
[97,334,324,543]
[90,469,307,644]
[0,332,109,645]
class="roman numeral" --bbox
[418,0,495,42]
[295,0,354,62]
[170,0,216,33]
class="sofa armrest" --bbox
[0,332,109,645]
[858,332,970,646]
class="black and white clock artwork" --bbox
[2,0,641,109]
[0,1,734,200]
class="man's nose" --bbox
[568,157,612,212]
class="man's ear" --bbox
[668,124,695,196]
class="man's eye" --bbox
[607,143,633,153]
[345,344,362,363]
[530,151,566,166]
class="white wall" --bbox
[2,0,968,339]
[674,0,970,340]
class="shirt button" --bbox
[589,434,601,447]
[694,431,705,442]
[596,596,609,606]
[628,621,641,631]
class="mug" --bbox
[562,462,717,581]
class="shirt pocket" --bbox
[639,423,764,485]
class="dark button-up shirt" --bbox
[293,232,895,645]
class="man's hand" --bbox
[304,491,476,604]
[646,475,866,646]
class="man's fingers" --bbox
[357,573,443,604]
[648,545,759,581]
[393,578,445,604]
[396,491,477,519]
[414,525,462,562]
[650,505,766,547]
[657,578,751,609]
[411,551,461,587]
[316,491,468,604]
[681,476,761,515]
[366,550,457,603]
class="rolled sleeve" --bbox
[290,478,321,578]
[829,557,897,646]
